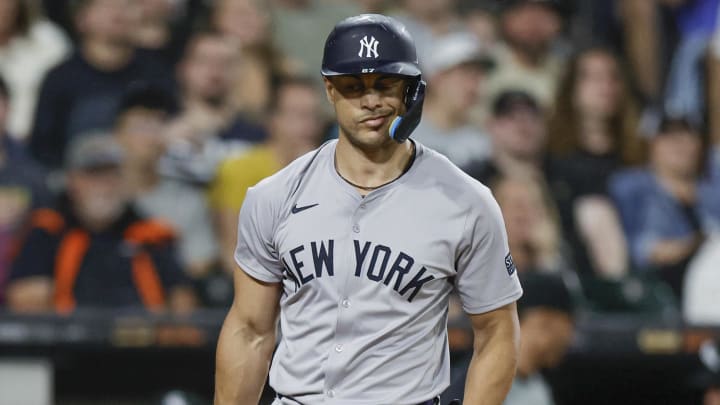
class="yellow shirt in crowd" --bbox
[208,146,282,212]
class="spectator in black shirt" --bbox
[544,47,644,277]
[29,0,172,169]
[7,135,196,314]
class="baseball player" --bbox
[215,14,523,405]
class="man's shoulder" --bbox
[414,142,496,205]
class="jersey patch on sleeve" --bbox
[505,253,517,276]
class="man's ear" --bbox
[323,77,335,105]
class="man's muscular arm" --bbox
[463,302,521,405]
[214,268,281,404]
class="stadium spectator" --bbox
[113,85,218,279]
[0,76,51,305]
[210,0,291,118]
[28,0,172,169]
[545,46,645,278]
[609,116,720,300]
[493,175,567,274]
[269,0,361,79]
[160,32,263,184]
[0,0,70,139]
[463,90,549,184]
[390,0,465,64]
[6,135,195,314]
[412,33,495,167]
[209,77,324,274]
[485,0,565,109]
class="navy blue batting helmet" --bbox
[321,14,426,143]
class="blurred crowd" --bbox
[0,0,719,403]
[0,0,719,348]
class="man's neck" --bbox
[124,162,160,196]
[82,38,134,71]
[335,134,414,192]
[424,100,465,132]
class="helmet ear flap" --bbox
[389,79,426,143]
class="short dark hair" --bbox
[114,83,178,123]
[267,76,319,114]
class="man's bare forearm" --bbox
[464,307,520,405]
[214,304,276,405]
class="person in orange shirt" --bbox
[6,135,196,314]
[209,76,325,274]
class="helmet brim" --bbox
[321,61,421,78]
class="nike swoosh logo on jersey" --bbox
[291,203,319,214]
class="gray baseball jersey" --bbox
[235,139,523,405]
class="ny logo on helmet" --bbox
[358,35,380,58]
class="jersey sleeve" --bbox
[233,186,284,283]
[454,188,523,314]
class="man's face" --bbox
[76,0,135,44]
[490,107,546,159]
[430,63,484,115]
[324,74,407,149]
[651,130,701,177]
[574,51,622,120]
[521,308,575,368]
[502,4,561,59]
[179,36,236,105]
[115,108,167,165]
[270,84,322,150]
[68,167,128,227]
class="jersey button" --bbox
[335,344,343,353]
[341,299,350,308]
[352,224,360,233]
[327,389,335,398]
[360,203,366,209]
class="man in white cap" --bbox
[411,32,495,168]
